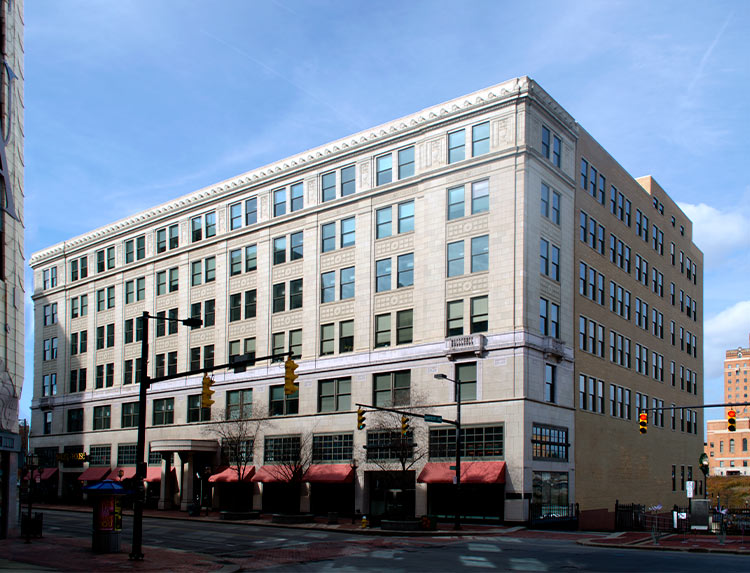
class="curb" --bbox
[38,506,512,537]
[576,538,750,555]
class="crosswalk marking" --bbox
[459,555,495,568]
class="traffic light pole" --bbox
[129,331,289,560]
[130,312,150,560]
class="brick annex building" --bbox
[705,336,750,476]
[29,77,703,527]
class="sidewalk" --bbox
[578,529,750,554]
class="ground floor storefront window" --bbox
[426,483,504,522]
[532,471,568,508]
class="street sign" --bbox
[449,465,456,470]
[424,414,443,423]
[686,480,695,498]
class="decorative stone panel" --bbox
[446,275,489,298]
[373,289,413,312]
[271,310,303,331]
[319,300,355,321]
[374,235,414,258]
[446,215,490,241]
[272,261,304,282]
[320,249,356,272]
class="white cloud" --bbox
[679,202,750,268]
[704,300,750,379]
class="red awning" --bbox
[303,464,354,484]
[145,467,166,483]
[251,465,299,483]
[208,465,255,483]
[77,466,111,482]
[24,468,58,481]
[417,461,506,484]
[107,467,137,481]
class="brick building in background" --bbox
[705,336,750,476]
[29,77,702,528]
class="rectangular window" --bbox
[273,236,286,265]
[339,320,354,353]
[321,271,335,303]
[322,172,336,202]
[447,186,464,220]
[532,424,568,461]
[447,300,463,337]
[273,188,286,217]
[229,249,242,276]
[244,244,257,273]
[470,296,488,333]
[373,370,410,407]
[191,261,202,286]
[375,259,391,292]
[398,201,414,233]
[93,405,111,430]
[289,279,303,310]
[245,197,258,225]
[229,202,242,230]
[447,241,464,277]
[269,384,299,416]
[471,180,489,214]
[204,257,216,282]
[312,433,354,462]
[340,267,355,300]
[153,398,174,425]
[321,222,336,253]
[320,323,335,356]
[396,309,413,345]
[376,207,392,239]
[472,122,489,156]
[376,154,392,186]
[290,182,304,212]
[318,378,352,413]
[544,364,556,403]
[340,217,355,248]
[244,290,256,319]
[429,425,503,460]
[121,402,139,428]
[226,389,253,420]
[341,165,356,196]
[375,314,391,348]
[398,146,415,179]
[272,283,286,313]
[457,362,477,401]
[448,129,465,163]
[397,253,414,287]
[471,235,489,272]
[290,232,303,260]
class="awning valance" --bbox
[303,464,354,484]
[77,466,111,482]
[417,461,506,484]
[24,468,58,481]
[208,465,255,483]
[251,465,299,483]
[145,467,167,483]
[106,467,137,481]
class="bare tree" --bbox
[261,430,315,514]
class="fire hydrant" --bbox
[360,515,369,529]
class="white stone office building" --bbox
[29,77,700,524]
[0,0,24,539]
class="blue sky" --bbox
[22,1,750,423]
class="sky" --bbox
[21,1,750,425]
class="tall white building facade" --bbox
[0,0,24,539]
[29,77,700,525]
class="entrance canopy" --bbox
[77,466,111,482]
[149,438,218,453]
[303,464,354,483]
[417,461,506,484]
[208,465,255,483]
[24,468,58,481]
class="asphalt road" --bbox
[42,510,750,572]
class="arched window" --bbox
[729,439,735,453]
[743,438,748,452]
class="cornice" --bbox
[31,76,534,268]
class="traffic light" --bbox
[284,358,299,395]
[639,412,648,435]
[357,407,366,430]
[401,416,409,436]
[201,374,215,408]
[728,409,737,432]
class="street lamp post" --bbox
[130,311,202,561]
[24,453,39,544]
[434,373,461,531]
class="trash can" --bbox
[83,480,129,553]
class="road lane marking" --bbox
[467,543,502,552]
[459,555,495,568]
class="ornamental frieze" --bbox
[374,235,414,258]
[373,289,413,311]
[319,300,355,321]
[272,261,304,282]
[320,249,355,272]
[271,310,303,330]
[445,275,489,297]
[446,215,490,241]
[228,321,257,338]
